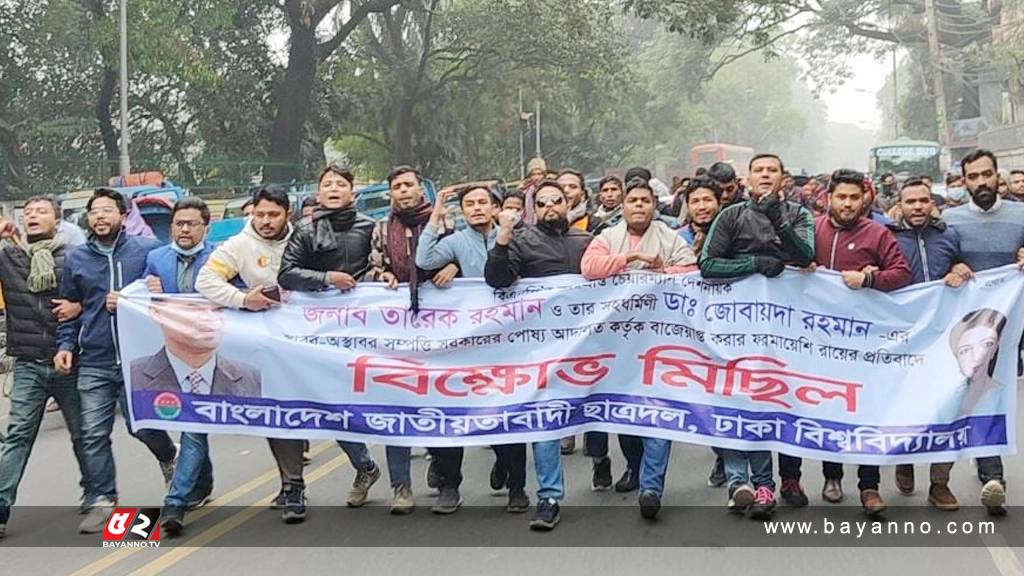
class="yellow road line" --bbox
[124,453,351,576]
[67,440,335,576]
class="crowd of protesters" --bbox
[0,148,1022,540]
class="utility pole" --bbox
[518,88,525,179]
[118,0,131,177]
[924,0,951,158]
[889,3,899,138]
[535,100,541,159]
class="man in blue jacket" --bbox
[53,188,177,534]
[140,197,217,536]
[887,177,972,511]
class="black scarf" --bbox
[312,206,357,252]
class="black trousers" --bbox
[492,443,527,490]
[978,456,1004,484]
[428,447,464,489]
[780,455,880,491]
[583,432,644,471]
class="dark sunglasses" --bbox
[535,196,565,208]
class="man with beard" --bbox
[486,180,593,531]
[708,162,745,207]
[275,168,391,518]
[558,169,605,234]
[887,177,972,511]
[415,184,530,514]
[198,186,322,524]
[809,169,911,517]
[363,166,457,515]
[0,196,89,539]
[593,176,624,226]
[53,188,175,534]
[942,149,1024,516]
[580,178,696,519]
[520,157,548,225]
[699,154,815,520]
[1010,170,1024,202]
[877,172,898,212]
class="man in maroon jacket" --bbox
[810,168,911,516]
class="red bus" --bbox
[689,143,756,178]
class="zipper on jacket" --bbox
[107,252,121,365]
[829,229,840,269]
[916,230,931,282]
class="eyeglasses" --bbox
[535,196,565,208]
[88,207,118,217]
[172,220,205,230]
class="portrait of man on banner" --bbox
[946,308,1008,419]
[129,296,263,398]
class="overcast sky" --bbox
[818,52,892,132]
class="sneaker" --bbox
[529,498,560,530]
[390,485,415,515]
[432,488,462,515]
[560,436,576,455]
[780,478,808,507]
[160,505,185,537]
[592,457,613,491]
[346,463,381,507]
[747,486,776,520]
[614,468,638,493]
[707,456,726,488]
[282,488,307,524]
[860,489,886,517]
[79,496,116,534]
[186,485,214,511]
[928,483,959,511]
[270,488,287,510]
[821,478,844,503]
[507,488,530,513]
[159,458,177,489]
[981,479,1007,516]
[895,464,915,495]
[489,460,508,492]
[638,490,661,519]
[426,458,442,493]
[728,484,755,514]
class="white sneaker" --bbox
[981,480,1007,515]
[79,496,116,534]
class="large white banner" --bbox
[120,266,1024,464]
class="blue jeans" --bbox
[385,446,411,488]
[78,366,176,505]
[638,438,672,496]
[720,449,775,490]
[164,432,214,508]
[532,439,564,501]
[0,360,88,519]
[337,440,374,471]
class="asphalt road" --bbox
[1,380,1023,576]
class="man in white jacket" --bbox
[194,187,312,525]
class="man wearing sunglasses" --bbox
[485,180,593,531]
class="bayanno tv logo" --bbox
[101,508,162,548]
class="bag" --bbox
[108,171,164,188]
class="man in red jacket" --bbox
[811,168,911,515]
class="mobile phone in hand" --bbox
[261,285,282,302]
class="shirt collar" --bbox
[166,350,217,394]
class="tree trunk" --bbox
[265,26,318,183]
[392,94,417,165]
[96,67,120,177]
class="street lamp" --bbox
[118,0,130,177]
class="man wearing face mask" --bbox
[945,173,969,207]
[942,149,1024,516]
[486,180,593,531]
[53,188,175,534]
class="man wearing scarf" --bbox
[593,176,624,226]
[520,157,548,226]
[0,196,90,539]
[140,197,217,535]
[278,166,400,515]
[364,166,455,514]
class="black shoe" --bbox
[426,458,442,492]
[780,479,809,508]
[707,456,726,488]
[160,505,185,537]
[282,488,307,524]
[489,460,508,492]
[507,488,530,513]
[529,498,560,531]
[270,489,286,510]
[614,468,638,493]
[639,490,661,519]
[432,488,463,515]
[186,484,214,511]
[592,457,613,491]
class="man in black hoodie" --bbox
[485,180,593,531]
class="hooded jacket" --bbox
[0,241,71,360]
[887,217,962,285]
[196,219,293,309]
[57,232,162,367]
[813,214,911,292]
[485,222,593,287]
[277,210,375,291]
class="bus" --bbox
[868,139,943,183]
[689,143,756,177]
